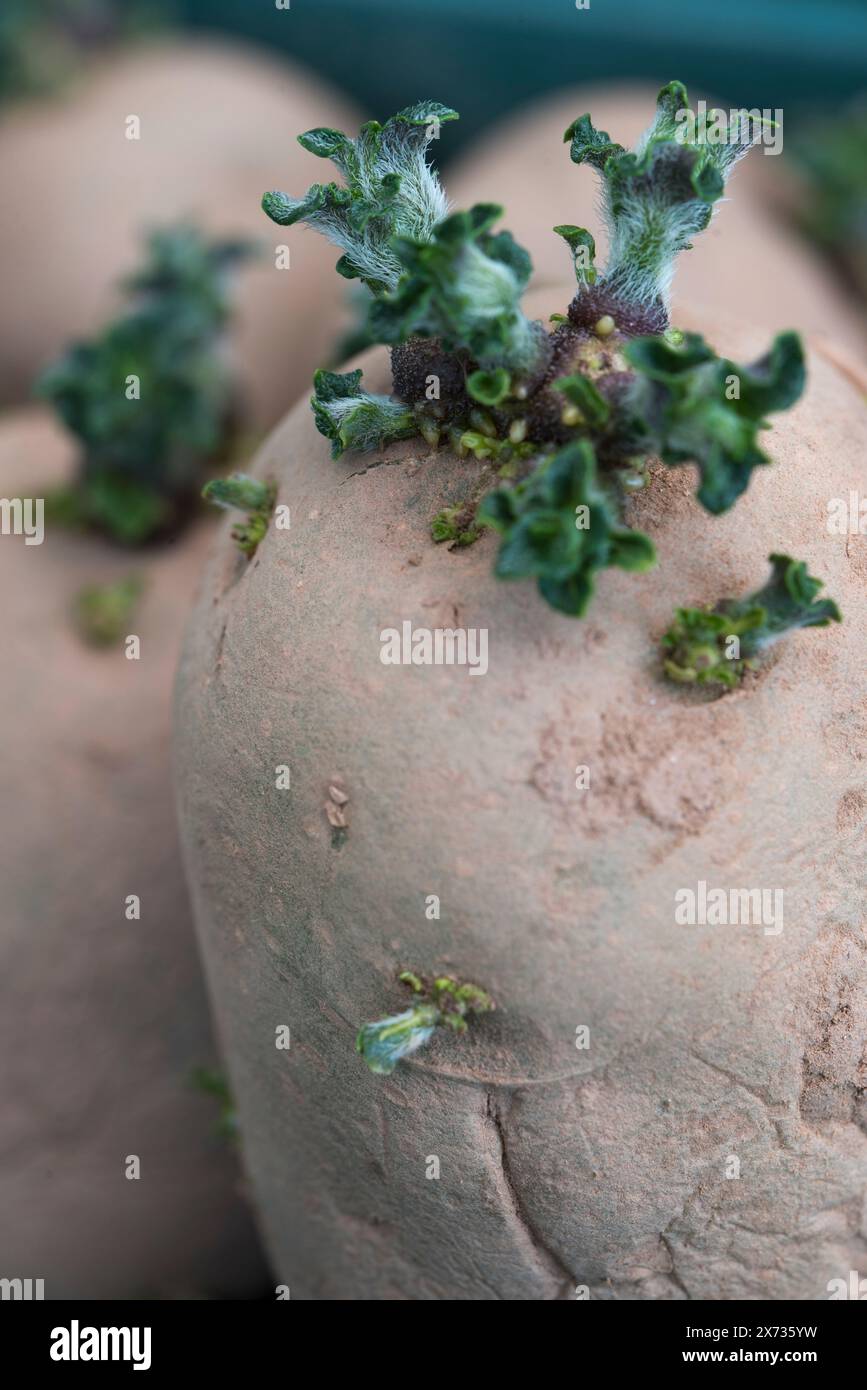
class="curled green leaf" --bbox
[624,330,806,513]
[553,224,598,285]
[563,114,625,170]
[467,367,511,406]
[478,439,656,616]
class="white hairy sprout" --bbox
[263,102,457,294]
[567,82,775,310]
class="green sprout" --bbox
[662,554,841,686]
[563,81,775,313]
[553,225,598,287]
[368,203,545,374]
[190,1066,239,1143]
[431,505,482,547]
[466,367,511,406]
[201,473,275,557]
[624,329,805,513]
[311,368,417,458]
[478,439,656,616]
[38,225,252,545]
[72,574,143,647]
[551,372,611,430]
[263,101,457,294]
[270,88,836,647]
[356,971,495,1076]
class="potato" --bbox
[0,40,359,426]
[448,85,866,357]
[0,408,267,1297]
[173,277,867,1300]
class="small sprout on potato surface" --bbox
[311,368,418,458]
[73,574,143,647]
[202,473,276,558]
[38,225,252,545]
[190,1066,239,1143]
[356,971,495,1075]
[552,373,611,430]
[662,554,841,687]
[202,474,272,512]
[467,368,511,406]
[431,506,482,547]
[417,417,442,449]
[460,430,500,460]
[469,408,497,438]
[356,1004,440,1075]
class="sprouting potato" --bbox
[174,86,867,1300]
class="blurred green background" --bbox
[176,0,867,155]
[2,0,864,306]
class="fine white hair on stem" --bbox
[571,85,772,310]
[264,105,456,293]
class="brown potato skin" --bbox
[0,40,359,427]
[174,290,867,1300]
[0,409,267,1298]
[447,85,866,358]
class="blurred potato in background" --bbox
[0,28,360,1299]
[0,38,360,427]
